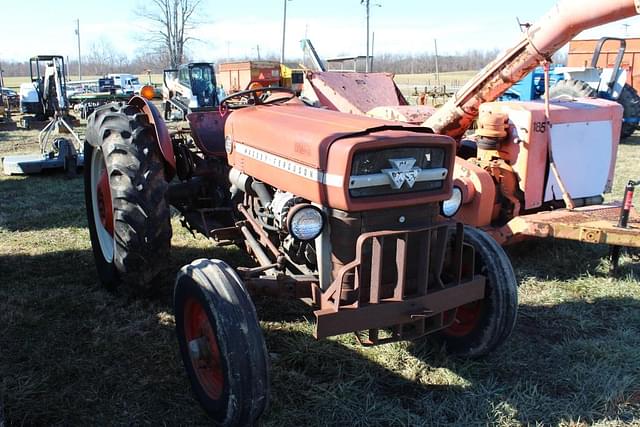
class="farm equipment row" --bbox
[2,56,83,175]
[79,0,640,424]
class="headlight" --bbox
[287,204,325,241]
[441,186,463,217]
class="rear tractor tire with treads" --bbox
[84,102,172,293]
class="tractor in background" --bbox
[18,56,76,126]
[2,55,83,175]
[499,37,640,139]
[162,62,219,120]
[551,37,640,138]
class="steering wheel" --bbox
[219,87,296,114]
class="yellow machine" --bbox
[280,63,304,95]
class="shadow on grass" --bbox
[0,247,466,426]
[505,237,640,281]
[0,173,86,231]
[409,295,640,425]
[2,246,639,425]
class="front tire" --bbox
[84,103,172,292]
[435,226,518,358]
[174,259,269,425]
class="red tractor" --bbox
[84,88,517,423]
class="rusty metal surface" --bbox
[315,277,485,339]
[306,71,407,116]
[186,111,227,156]
[315,223,485,341]
[128,95,176,177]
[225,103,456,212]
[424,0,640,139]
[495,203,640,246]
[366,105,436,124]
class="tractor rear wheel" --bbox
[616,84,640,139]
[548,79,596,100]
[174,259,269,425]
[434,226,518,358]
[84,103,172,292]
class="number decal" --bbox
[533,121,547,133]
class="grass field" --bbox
[394,71,478,86]
[0,117,639,425]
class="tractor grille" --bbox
[349,146,447,198]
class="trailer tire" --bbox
[434,226,518,358]
[616,84,640,139]
[174,259,269,425]
[84,103,172,292]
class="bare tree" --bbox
[138,0,204,68]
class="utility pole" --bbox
[623,23,631,36]
[364,0,370,72]
[281,0,291,64]
[256,44,261,60]
[434,38,440,86]
[370,31,375,71]
[75,19,82,80]
[362,1,380,72]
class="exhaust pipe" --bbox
[424,0,640,140]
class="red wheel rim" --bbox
[96,169,114,236]
[184,297,225,400]
[443,301,484,337]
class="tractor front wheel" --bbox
[174,259,269,425]
[84,103,172,292]
[435,226,518,358]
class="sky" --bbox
[2,0,640,64]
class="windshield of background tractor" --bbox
[189,64,217,108]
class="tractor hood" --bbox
[226,103,456,211]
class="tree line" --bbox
[1,0,566,79]
[2,48,539,78]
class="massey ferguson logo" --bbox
[382,158,421,189]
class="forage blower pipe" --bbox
[423,0,640,140]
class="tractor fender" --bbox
[128,95,176,180]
